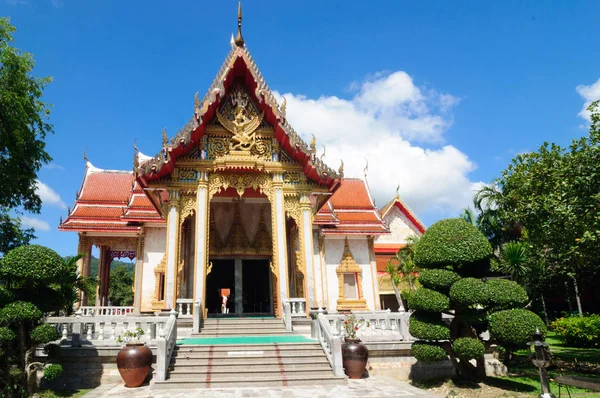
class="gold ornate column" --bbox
[76,233,92,308]
[164,189,180,309]
[272,172,289,317]
[194,171,209,316]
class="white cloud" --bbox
[36,180,66,209]
[20,216,50,232]
[43,163,65,171]
[576,78,600,122]
[277,71,482,218]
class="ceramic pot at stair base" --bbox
[342,338,368,379]
[116,343,152,387]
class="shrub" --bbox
[449,278,487,308]
[30,324,60,344]
[0,286,14,307]
[43,364,63,381]
[0,301,42,324]
[418,269,461,293]
[0,327,15,342]
[413,219,492,269]
[551,315,600,348]
[485,279,528,311]
[409,311,450,341]
[412,341,448,363]
[489,309,546,349]
[453,337,485,360]
[407,288,450,312]
[0,244,64,282]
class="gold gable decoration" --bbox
[336,238,368,311]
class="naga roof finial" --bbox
[162,128,168,147]
[234,2,245,47]
[310,134,316,154]
[363,157,369,179]
[83,147,89,163]
[395,184,400,199]
[338,159,344,177]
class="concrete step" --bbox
[168,364,333,378]
[153,374,346,389]
[172,350,327,360]
[175,343,321,352]
[170,356,329,367]
[190,330,290,337]
[199,322,285,330]
[202,318,280,323]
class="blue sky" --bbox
[2,0,599,256]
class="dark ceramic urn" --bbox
[342,338,368,379]
[116,343,152,387]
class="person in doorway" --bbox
[221,293,229,314]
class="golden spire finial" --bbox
[234,2,245,47]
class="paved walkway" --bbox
[83,377,441,397]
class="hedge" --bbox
[485,279,528,311]
[489,309,546,349]
[0,244,64,282]
[412,341,448,363]
[0,301,43,324]
[409,311,450,341]
[413,219,492,268]
[406,288,450,313]
[30,324,60,344]
[43,364,63,381]
[418,269,461,294]
[0,326,15,343]
[449,278,487,308]
[453,337,485,361]
[552,315,600,348]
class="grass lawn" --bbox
[36,389,89,398]
[414,331,600,397]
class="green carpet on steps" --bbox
[177,335,317,345]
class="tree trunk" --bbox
[565,281,573,313]
[540,295,550,326]
[572,276,584,317]
[391,280,405,311]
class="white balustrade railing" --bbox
[316,313,344,376]
[79,306,134,316]
[284,298,307,317]
[44,313,171,347]
[155,309,178,382]
[176,299,193,318]
[320,310,413,343]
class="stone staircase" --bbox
[191,317,290,337]
[152,318,346,389]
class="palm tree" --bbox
[498,241,529,281]
[385,236,420,311]
[461,207,477,226]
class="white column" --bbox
[133,232,145,313]
[312,231,324,307]
[300,194,315,309]
[273,173,289,313]
[164,190,180,309]
[194,173,209,313]
[234,257,243,314]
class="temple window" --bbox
[336,238,368,311]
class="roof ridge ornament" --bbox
[395,184,400,199]
[234,2,245,47]
[83,147,89,163]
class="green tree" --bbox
[108,265,134,306]
[409,219,545,380]
[385,236,419,311]
[493,101,600,316]
[0,17,53,254]
[0,245,70,395]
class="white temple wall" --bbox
[376,206,421,244]
[141,226,166,312]
[324,237,375,312]
[312,229,324,308]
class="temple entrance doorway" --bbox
[205,259,235,316]
[242,259,271,315]
[205,257,273,317]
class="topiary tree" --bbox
[0,245,75,394]
[409,218,545,380]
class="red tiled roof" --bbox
[59,162,164,233]
[315,179,388,235]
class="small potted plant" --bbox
[116,327,152,387]
[341,314,370,379]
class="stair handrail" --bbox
[316,313,344,377]
[192,299,202,333]
[155,309,178,382]
[283,302,292,332]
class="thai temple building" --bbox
[58,7,425,319]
